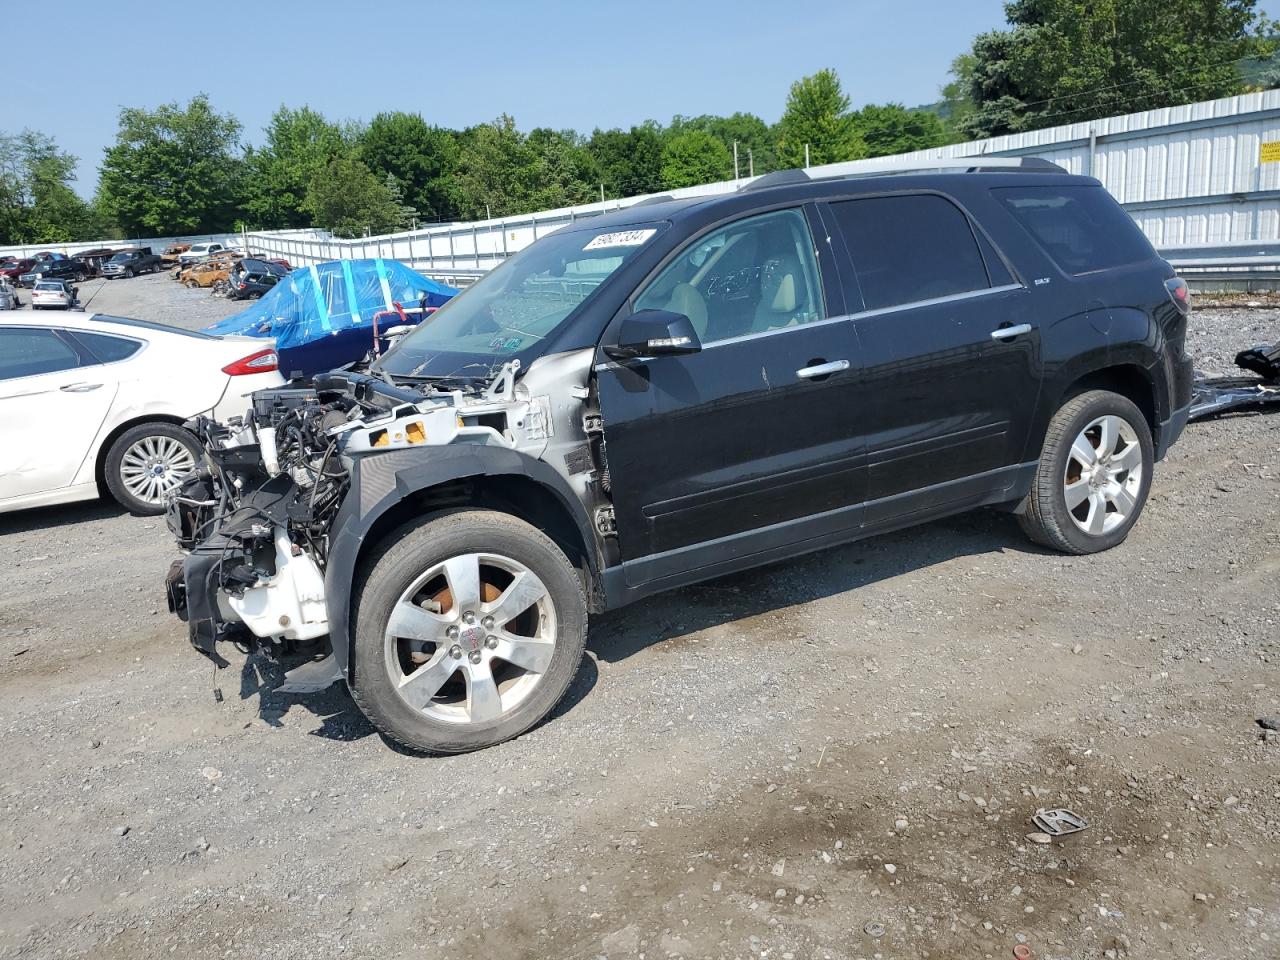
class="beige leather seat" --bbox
[665,282,709,341]
[752,256,804,332]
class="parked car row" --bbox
[0,246,164,285]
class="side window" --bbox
[994,185,1154,275]
[72,331,143,364]
[0,329,82,381]
[829,194,991,312]
[634,208,825,345]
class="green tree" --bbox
[660,130,733,188]
[96,94,244,235]
[668,112,775,175]
[960,0,1276,139]
[0,130,103,244]
[361,112,460,222]
[244,106,349,228]
[453,116,543,219]
[526,127,599,209]
[852,103,948,157]
[588,124,665,198]
[937,53,978,142]
[304,154,410,238]
[775,69,864,168]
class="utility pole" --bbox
[804,143,811,169]
[748,148,754,178]
[733,140,739,180]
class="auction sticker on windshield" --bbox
[584,229,657,250]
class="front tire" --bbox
[1018,390,1153,554]
[351,510,587,754]
[103,422,201,516]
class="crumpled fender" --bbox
[323,443,597,682]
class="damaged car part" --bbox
[1189,340,1280,420]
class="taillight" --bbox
[222,349,278,375]
[1164,277,1190,314]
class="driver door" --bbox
[595,206,868,588]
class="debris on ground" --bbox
[1031,809,1089,837]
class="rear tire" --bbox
[103,422,201,516]
[351,509,588,754]
[1017,390,1153,555]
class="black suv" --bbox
[18,257,86,287]
[165,159,1193,754]
[227,258,287,299]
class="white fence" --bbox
[0,228,326,262]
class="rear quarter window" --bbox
[994,184,1155,276]
[72,331,144,363]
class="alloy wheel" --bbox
[384,552,557,725]
[119,435,196,505]
[1062,414,1144,535]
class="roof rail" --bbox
[739,156,1066,192]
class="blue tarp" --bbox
[205,259,458,376]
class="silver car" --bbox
[0,279,18,310]
[30,279,77,310]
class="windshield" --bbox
[109,252,132,262]
[35,281,63,291]
[376,223,664,380]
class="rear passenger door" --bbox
[823,192,1041,522]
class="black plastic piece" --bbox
[1235,343,1280,381]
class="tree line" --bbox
[2,0,1274,245]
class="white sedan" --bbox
[0,313,284,516]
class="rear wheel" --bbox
[1018,390,1153,554]
[104,422,201,516]
[351,510,587,754]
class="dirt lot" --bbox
[1,279,1278,960]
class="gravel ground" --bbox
[71,271,245,331]
[1,284,1278,960]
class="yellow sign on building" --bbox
[1260,141,1280,163]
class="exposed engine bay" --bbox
[164,352,606,671]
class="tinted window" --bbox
[830,194,990,311]
[73,331,143,363]
[995,184,1154,275]
[635,208,825,345]
[0,329,82,380]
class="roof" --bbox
[579,160,1089,233]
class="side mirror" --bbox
[605,309,702,360]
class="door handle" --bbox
[60,382,102,392]
[796,359,850,379]
[990,323,1032,341]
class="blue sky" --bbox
[6,0,1276,197]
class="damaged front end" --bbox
[165,385,354,667]
[164,355,605,682]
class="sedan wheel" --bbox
[104,423,201,516]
